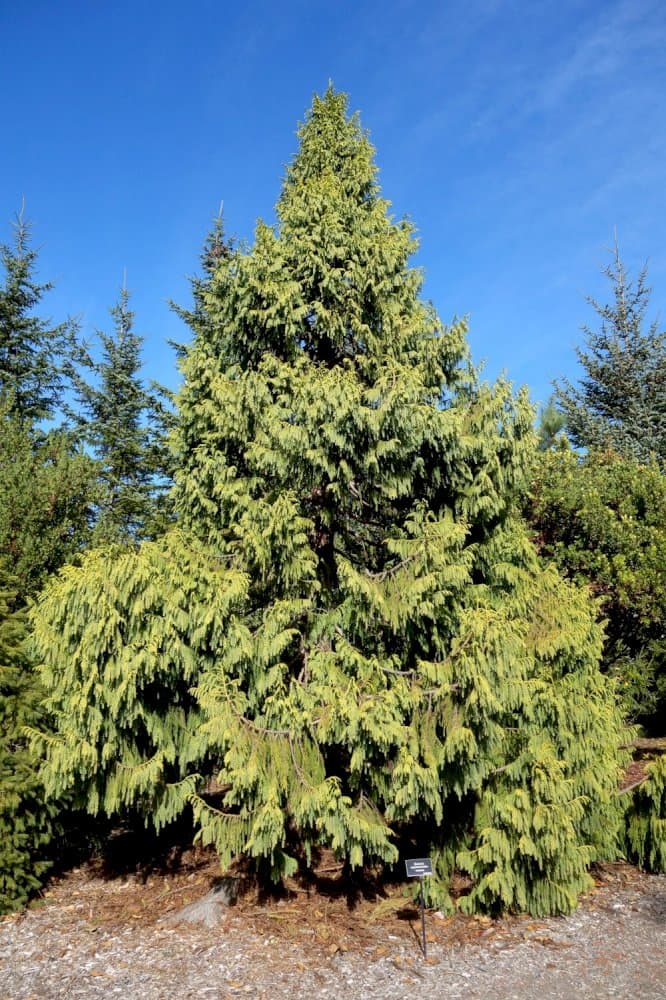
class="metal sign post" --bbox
[405,858,433,958]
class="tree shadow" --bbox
[79,811,211,883]
[395,903,426,953]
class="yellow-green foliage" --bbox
[458,566,628,914]
[31,88,630,916]
[528,446,666,727]
[623,756,666,872]
[32,532,247,828]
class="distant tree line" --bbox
[1,89,663,917]
[533,246,666,731]
[0,209,171,910]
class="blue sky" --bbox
[1,0,664,411]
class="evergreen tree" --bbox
[0,401,96,596]
[527,445,666,730]
[0,210,99,912]
[536,396,566,451]
[0,562,56,913]
[32,89,630,915]
[0,403,96,912]
[160,212,236,446]
[0,208,77,424]
[71,282,171,542]
[31,532,245,829]
[170,210,234,353]
[555,241,666,464]
[623,755,666,872]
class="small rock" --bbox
[160,877,241,929]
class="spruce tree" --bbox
[70,282,171,542]
[0,563,57,913]
[0,208,77,424]
[170,211,234,352]
[33,89,629,915]
[555,241,666,464]
[0,211,98,912]
[0,401,95,596]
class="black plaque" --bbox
[404,858,432,958]
[405,857,433,878]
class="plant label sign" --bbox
[404,858,433,958]
[405,858,433,878]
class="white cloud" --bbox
[534,0,663,111]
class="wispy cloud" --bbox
[534,0,663,111]
[408,0,664,150]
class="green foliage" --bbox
[536,396,566,451]
[31,532,247,828]
[174,89,628,912]
[0,403,95,912]
[527,446,666,728]
[70,283,172,543]
[458,566,627,914]
[0,565,56,913]
[0,400,96,597]
[169,211,234,355]
[555,241,666,465]
[33,88,630,916]
[0,208,78,424]
[622,756,666,872]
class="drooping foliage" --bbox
[622,755,666,872]
[555,242,666,465]
[31,532,247,826]
[528,445,666,730]
[456,562,628,914]
[33,89,630,915]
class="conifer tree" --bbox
[170,211,234,352]
[33,89,630,915]
[623,755,666,872]
[0,210,99,912]
[70,283,171,542]
[161,212,235,441]
[555,242,666,464]
[0,208,77,424]
[0,401,96,596]
[536,396,566,451]
[0,404,95,912]
[31,532,246,828]
[0,563,56,913]
[527,446,666,729]
[28,225,238,840]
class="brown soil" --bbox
[1,852,665,999]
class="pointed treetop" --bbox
[555,238,666,463]
[0,209,78,423]
[281,86,378,202]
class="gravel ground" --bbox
[1,870,665,999]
